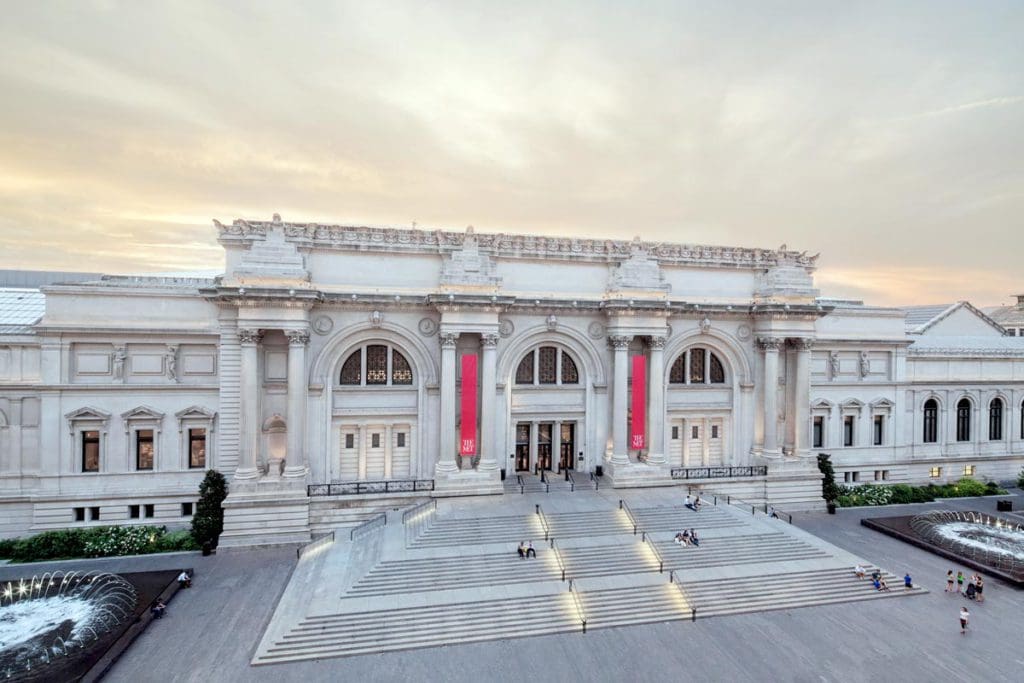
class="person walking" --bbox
[959,606,970,634]
[945,570,954,592]
[956,571,965,593]
[975,576,985,603]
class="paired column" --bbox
[436,332,459,474]
[235,328,262,479]
[283,329,310,478]
[792,338,813,457]
[609,335,631,464]
[647,336,667,465]
[478,334,499,472]
[758,337,783,456]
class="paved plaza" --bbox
[5,489,1021,682]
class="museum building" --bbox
[1,216,1022,546]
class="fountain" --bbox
[0,571,137,680]
[909,510,1024,572]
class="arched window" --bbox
[515,346,580,386]
[922,399,938,443]
[956,398,971,442]
[989,398,1003,441]
[338,345,414,386]
[669,348,726,385]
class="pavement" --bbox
[7,489,1023,683]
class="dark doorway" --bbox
[537,423,553,471]
[559,423,575,471]
[515,423,531,472]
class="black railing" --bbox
[516,474,524,494]
[619,499,639,535]
[669,570,697,621]
[536,503,551,541]
[566,470,576,492]
[670,466,768,480]
[640,529,664,573]
[308,479,435,496]
[402,499,437,547]
[568,578,587,633]
[699,487,793,524]
[350,512,387,541]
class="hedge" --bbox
[0,525,199,563]
[836,478,1006,508]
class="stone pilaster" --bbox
[283,329,310,478]
[435,332,459,475]
[647,336,667,465]
[478,334,499,472]
[757,337,783,458]
[235,328,262,480]
[609,335,631,465]
[791,338,814,457]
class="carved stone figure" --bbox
[699,316,711,334]
[829,351,841,380]
[113,346,126,382]
[369,310,383,328]
[166,345,179,382]
[859,351,870,378]
[546,314,558,331]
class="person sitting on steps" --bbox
[684,494,695,511]
[150,599,166,619]
[517,541,526,559]
[177,570,192,589]
[689,528,700,546]
[526,541,536,558]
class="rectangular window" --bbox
[397,432,406,448]
[812,417,824,448]
[345,433,355,449]
[874,470,882,481]
[181,502,193,517]
[963,465,975,476]
[843,472,852,483]
[74,507,86,522]
[843,416,854,447]
[371,433,381,448]
[873,416,884,446]
[929,466,942,478]
[671,426,679,440]
[82,430,100,472]
[136,429,154,470]
[852,471,860,483]
[691,425,699,439]
[89,506,100,521]
[189,428,207,469]
[882,470,890,481]
[144,504,155,518]
[129,504,140,519]
[711,425,719,439]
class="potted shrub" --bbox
[818,454,840,514]
[191,469,228,552]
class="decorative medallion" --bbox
[498,318,515,338]
[312,316,334,336]
[369,310,383,328]
[736,324,751,341]
[546,314,558,331]
[587,321,605,340]
[418,317,439,337]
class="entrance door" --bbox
[559,423,575,471]
[537,423,553,471]
[515,423,531,472]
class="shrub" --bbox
[82,525,162,558]
[158,529,200,552]
[191,470,228,549]
[7,529,89,562]
[1018,467,1024,489]
[0,538,17,558]
[817,454,840,503]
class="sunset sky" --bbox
[0,1,1021,306]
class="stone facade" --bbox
[1,217,1022,544]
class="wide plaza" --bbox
[8,487,1011,683]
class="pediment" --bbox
[840,398,865,410]
[64,406,111,421]
[121,405,165,421]
[811,398,834,410]
[870,398,895,409]
[176,405,216,420]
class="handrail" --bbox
[566,470,576,492]
[567,578,587,633]
[619,499,639,534]
[516,474,524,495]
[640,530,665,573]
[669,570,697,622]
[699,487,793,524]
[550,538,568,581]
[296,531,334,559]
[402,499,437,547]
[590,471,599,491]
[308,479,435,496]
[350,512,387,541]
[536,504,551,541]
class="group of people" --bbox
[517,541,537,559]
[673,529,700,546]
[946,570,984,602]
[853,565,915,592]
[683,494,703,512]
[150,570,194,620]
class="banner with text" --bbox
[460,354,478,456]
[630,355,646,450]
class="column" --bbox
[529,422,538,473]
[758,337,782,456]
[647,336,667,464]
[357,424,367,479]
[436,332,459,475]
[478,334,499,472]
[681,418,690,467]
[384,424,393,479]
[792,338,813,457]
[235,328,262,479]
[701,417,710,466]
[283,329,310,478]
[552,420,562,473]
[609,335,631,464]
[410,424,419,478]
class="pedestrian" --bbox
[690,528,700,547]
[177,570,192,589]
[871,568,881,583]
[150,599,166,619]
[769,506,779,519]
[526,541,536,558]
[945,570,954,592]
[684,494,695,511]
[956,571,965,592]
[903,573,913,590]
[854,564,866,580]
[694,496,702,512]
[975,576,985,603]
[517,541,526,559]
[959,606,969,634]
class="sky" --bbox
[0,1,1021,306]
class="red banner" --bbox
[460,354,478,456]
[630,355,646,450]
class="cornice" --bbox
[215,218,820,270]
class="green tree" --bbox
[817,453,840,503]
[191,470,228,548]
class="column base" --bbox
[283,465,308,479]
[218,488,311,548]
[433,466,503,496]
[233,467,260,481]
[646,452,667,465]
[477,458,500,472]
[603,460,674,488]
[434,460,459,476]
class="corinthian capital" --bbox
[789,337,814,351]
[238,328,263,345]
[285,329,311,346]
[481,333,499,348]
[439,332,459,348]
[649,336,667,350]
[608,335,632,350]
[756,336,783,351]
